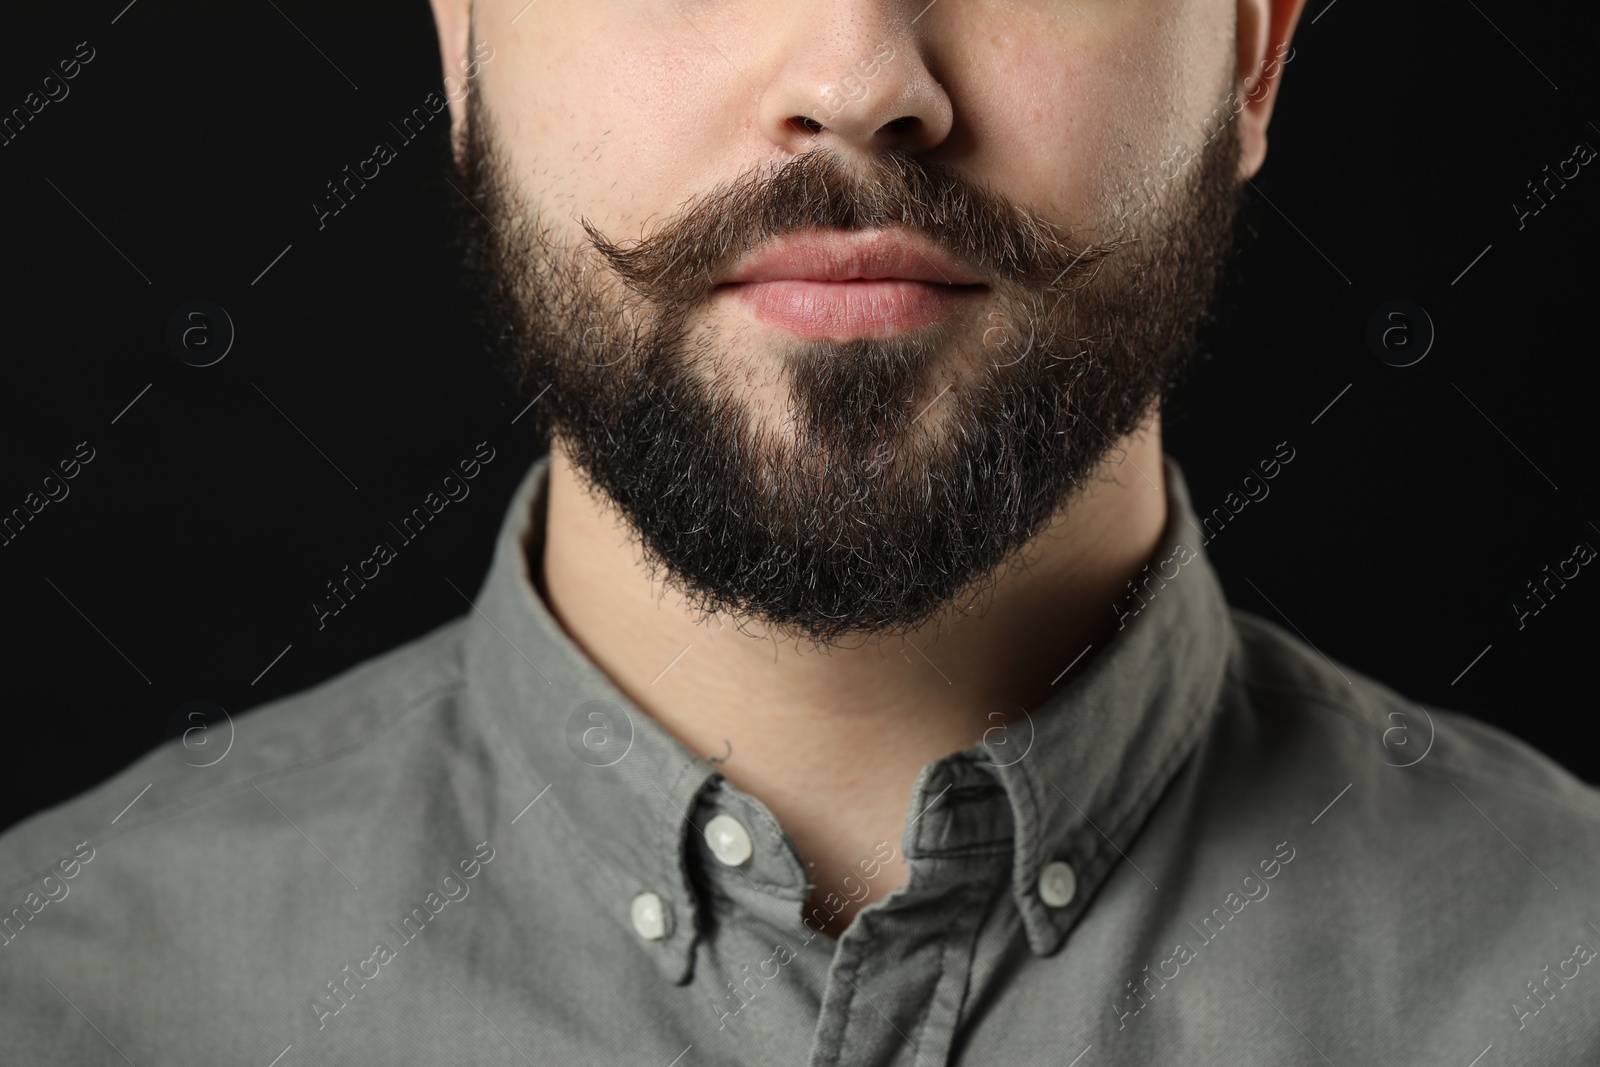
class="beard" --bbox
[452,84,1243,645]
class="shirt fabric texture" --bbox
[3,454,1598,1066]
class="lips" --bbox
[714,227,987,340]
[716,227,986,286]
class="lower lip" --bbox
[718,280,986,340]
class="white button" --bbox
[631,892,666,940]
[1038,861,1077,907]
[705,814,754,867]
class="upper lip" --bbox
[716,227,986,286]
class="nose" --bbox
[756,4,954,158]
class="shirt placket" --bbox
[805,759,1014,1067]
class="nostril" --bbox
[883,116,917,135]
[791,116,825,134]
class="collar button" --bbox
[1038,861,1077,908]
[631,891,668,940]
[704,813,754,867]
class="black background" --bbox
[1,0,1596,833]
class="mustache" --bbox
[580,147,1126,308]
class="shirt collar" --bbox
[463,453,1234,978]
[462,454,715,984]
[974,455,1235,955]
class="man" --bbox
[3,0,1597,1064]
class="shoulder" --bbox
[0,614,469,918]
[1221,607,1600,825]
[1187,609,1600,1051]
[0,616,477,1061]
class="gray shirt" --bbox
[3,455,1598,1066]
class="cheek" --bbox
[951,18,1176,226]
[484,4,755,240]
[948,3,1231,227]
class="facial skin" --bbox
[438,0,1297,641]
[429,0,1304,935]
[458,89,1243,641]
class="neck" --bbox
[537,418,1169,936]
